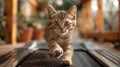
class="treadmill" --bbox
[0,41,120,67]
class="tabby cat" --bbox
[44,5,77,66]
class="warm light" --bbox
[56,0,63,6]
[91,0,98,11]
[28,42,37,50]
[113,0,118,9]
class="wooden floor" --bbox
[0,43,24,57]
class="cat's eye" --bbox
[65,21,69,26]
[54,21,59,26]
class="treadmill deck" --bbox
[0,41,120,67]
[18,50,101,67]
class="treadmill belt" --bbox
[17,50,101,67]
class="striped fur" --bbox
[45,5,77,66]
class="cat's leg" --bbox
[62,45,73,66]
[48,41,63,58]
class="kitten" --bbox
[44,5,77,66]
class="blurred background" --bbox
[0,0,120,49]
[0,0,120,67]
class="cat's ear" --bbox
[47,5,56,16]
[67,5,77,19]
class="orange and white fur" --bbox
[45,5,77,66]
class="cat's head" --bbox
[47,5,77,36]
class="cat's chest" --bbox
[57,38,64,43]
[57,37,68,45]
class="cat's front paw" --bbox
[53,49,63,58]
[62,59,72,66]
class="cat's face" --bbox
[47,5,77,36]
